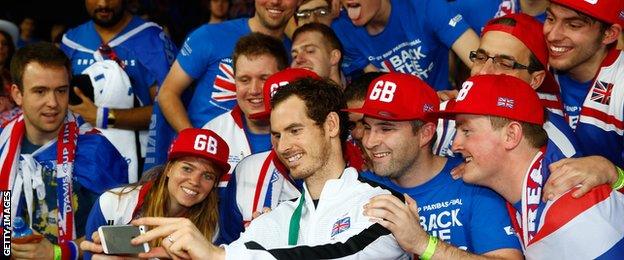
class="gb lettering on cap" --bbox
[344,72,439,122]
[168,128,231,173]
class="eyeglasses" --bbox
[98,44,126,69]
[469,50,530,71]
[295,6,330,20]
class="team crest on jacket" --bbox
[331,216,351,238]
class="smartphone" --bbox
[69,74,95,105]
[98,225,150,255]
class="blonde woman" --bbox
[81,128,230,259]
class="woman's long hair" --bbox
[113,159,221,247]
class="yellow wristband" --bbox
[420,235,438,260]
[612,166,624,190]
[53,244,62,260]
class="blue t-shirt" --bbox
[362,157,521,254]
[557,73,592,130]
[332,0,470,90]
[243,120,272,154]
[450,0,546,33]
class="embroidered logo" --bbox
[331,216,351,238]
[497,97,515,109]
[590,81,614,105]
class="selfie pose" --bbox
[80,128,230,259]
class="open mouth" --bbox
[372,152,390,158]
[548,44,572,58]
[345,3,362,21]
[182,187,198,197]
[266,7,285,18]
[286,153,303,163]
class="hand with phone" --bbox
[68,74,98,126]
[81,225,149,259]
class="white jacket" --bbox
[224,167,408,259]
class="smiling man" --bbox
[439,74,624,258]
[201,33,289,192]
[130,77,407,260]
[4,42,128,260]
[347,73,522,259]
[541,0,624,196]
[153,0,300,171]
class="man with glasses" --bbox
[434,14,581,165]
[294,0,337,26]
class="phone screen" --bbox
[69,74,95,105]
[98,225,149,255]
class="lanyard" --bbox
[55,119,79,260]
[288,194,306,245]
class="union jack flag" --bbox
[497,97,514,109]
[590,81,614,105]
[212,61,237,102]
[331,217,351,237]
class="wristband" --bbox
[95,107,109,129]
[612,166,624,190]
[69,240,79,260]
[53,244,62,260]
[420,235,438,260]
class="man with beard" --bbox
[348,73,522,259]
[60,0,177,179]
[128,78,406,259]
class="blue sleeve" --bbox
[83,197,107,260]
[176,25,215,79]
[424,0,472,48]
[332,14,369,76]
[217,169,245,244]
[75,134,129,194]
[448,0,500,33]
[134,27,177,87]
[468,187,522,254]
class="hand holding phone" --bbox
[98,225,150,255]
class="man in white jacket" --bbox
[128,77,407,259]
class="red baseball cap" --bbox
[550,0,624,26]
[249,68,320,120]
[436,74,545,125]
[344,73,439,122]
[168,128,231,173]
[482,13,559,94]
